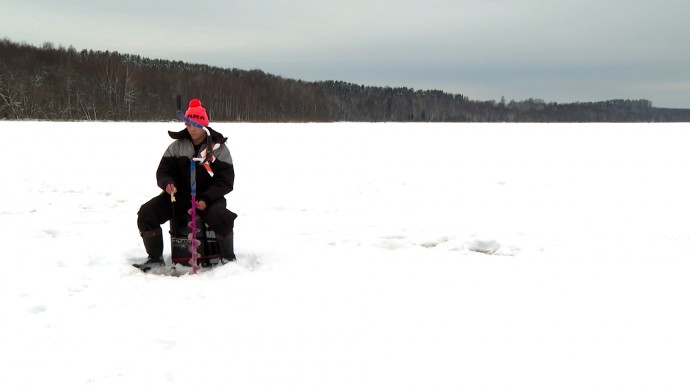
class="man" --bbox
[136,98,237,270]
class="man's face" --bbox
[186,122,205,142]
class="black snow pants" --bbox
[137,193,237,237]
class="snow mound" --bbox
[466,238,502,254]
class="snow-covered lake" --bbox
[1,121,689,387]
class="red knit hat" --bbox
[185,98,209,126]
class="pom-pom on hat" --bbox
[185,98,209,126]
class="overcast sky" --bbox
[3,0,689,108]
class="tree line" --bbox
[2,38,689,122]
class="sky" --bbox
[2,0,690,109]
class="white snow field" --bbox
[1,121,689,387]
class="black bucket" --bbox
[171,216,220,266]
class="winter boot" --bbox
[217,232,236,264]
[134,228,164,270]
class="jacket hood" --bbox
[168,126,227,144]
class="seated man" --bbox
[136,98,236,270]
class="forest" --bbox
[2,38,689,122]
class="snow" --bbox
[1,121,689,387]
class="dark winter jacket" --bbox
[156,126,234,205]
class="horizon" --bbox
[2,37,682,111]
[3,0,689,110]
